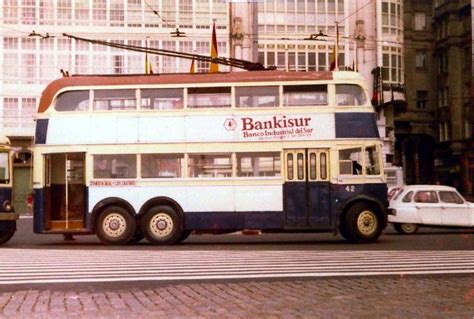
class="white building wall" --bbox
[0,0,230,137]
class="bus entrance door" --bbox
[44,153,86,231]
[283,149,331,228]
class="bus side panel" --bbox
[184,211,283,230]
[332,183,388,225]
[283,182,307,225]
[33,188,46,233]
[0,188,12,208]
[335,113,380,138]
[0,188,16,232]
[308,181,331,226]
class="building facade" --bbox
[431,0,473,194]
[398,0,436,185]
[399,0,473,196]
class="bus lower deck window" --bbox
[141,154,183,178]
[236,152,281,177]
[188,154,232,178]
[93,154,137,179]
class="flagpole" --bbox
[335,22,339,71]
[145,36,149,74]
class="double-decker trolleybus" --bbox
[32,70,389,245]
[0,136,18,244]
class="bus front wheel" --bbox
[142,205,182,245]
[342,203,383,243]
[96,206,136,245]
[0,230,15,245]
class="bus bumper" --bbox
[0,212,20,220]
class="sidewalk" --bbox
[0,276,471,318]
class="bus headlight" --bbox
[2,201,13,212]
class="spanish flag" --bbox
[329,45,337,71]
[190,56,196,74]
[209,21,218,73]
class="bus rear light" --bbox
[26,193,34,208]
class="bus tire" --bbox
[96,206,136,245]
[178,230,192,243]
[343,202,382,243]
[0,231,15,245]
[394,223,418,235]
[128,230,145,244]
[142,205,181,245]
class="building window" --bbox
[381,0,402,35]
[21,0,36,25]
[3,0,19,24]
[414,12,426,31]
[110,0,125,27]
[439,121,451,142]
[464,120,472,139]
[415,50,427,69]
[438,52,448,74]
[382,47,403,84]
[416,91,428,109]
[438,87,448,108]
[3,98,19,128]
[57,0,72,25]
[93,0,107,26]
[75,0,90,25]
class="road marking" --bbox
[0,249,472,285]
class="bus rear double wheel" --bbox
[141,205,183,245]
[341,202,383,243]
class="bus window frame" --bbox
[337,144,383,178]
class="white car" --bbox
[388,185,474,234]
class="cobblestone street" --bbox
[0,275,472,318]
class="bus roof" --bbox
[37,70,364,113]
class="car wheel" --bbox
[343,202,383,243]
[394,223,418,235]
[96,206,136,245]
[142,205,182,245]
[0,230,15,245]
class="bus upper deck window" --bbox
[55,91,89,111]
[283,85,328,107]
[235,86,279,108]
[93,89,137,111]
[336,84,367,106]
[141,88,183,110]
[188,87,231,108]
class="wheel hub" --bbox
[357,210,377,236]
[156,220,167,230]
[149,213,174,238]
[109,220,120,231]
